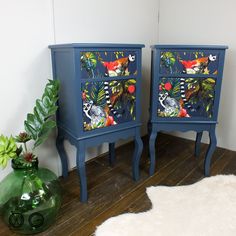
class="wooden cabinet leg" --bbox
[195,132,203,158]
[149,130,157,176]
[76,141,88,202]
[56,135,69,178]
[204,127,217,177]
[132,131,143,181]
[109,143,116,166]
[147,121,152,136]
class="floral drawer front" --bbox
[80,51,137,78]
[82,79,136,131]
[157,77,216,118]
[160,51,219,75]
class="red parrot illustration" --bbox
[179,54,217,74]
[101,54,135,77]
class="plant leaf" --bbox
[34,120,56,148]
[24,80,60,148]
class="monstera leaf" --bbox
[24,80,60,149]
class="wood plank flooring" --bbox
[0,133,235,236]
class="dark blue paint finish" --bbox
[149,45,228,176]
[49,43,144,202]
[49,43,144,49]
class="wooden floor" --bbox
[1,133,236,236]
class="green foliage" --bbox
[15,132,31,143]
[160,52,176,73]
[24,80,60,149]
[124,79,136,118]
[81,52,97,78]
[114,51,124,59]
[159,78,180,98]
[200,78,216,117]
[12,155,35,168]
[0,135,17,168]
[0,80,60,170]
[83,82,106,106]
[109,79,136,119]
[158,107,179,117]
[186,78,216,117]
[193,51,204,59]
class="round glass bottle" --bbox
[0,159,61,234]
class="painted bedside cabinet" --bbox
[49,43,144,202]
[149,45,228,176]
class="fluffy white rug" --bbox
[95,175,236,236]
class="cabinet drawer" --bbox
[80,50,137,78]
[82,79,136,131]
[157,77,216,118]
[159,50,219,75]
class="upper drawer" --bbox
[159,50,219,75]
[80,50,137,79]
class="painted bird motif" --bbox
[178,54,217,112]
[179,54,217,74]
[101,54,135,77]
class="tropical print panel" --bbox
[160,51,219,75]
[80,51,137,78]
[157,77,216,118]
[82,79,136,131]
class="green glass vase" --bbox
[0,159,61,234]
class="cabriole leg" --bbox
[195,132,203,158]
[109,143,116,166]
[204,127,217,177]
[149,129,157,176]
[56,135,69,178]
[132,131,143,181]
[76,141,88,202]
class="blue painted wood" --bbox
[49,43,145,49]
[109,143,116,166]
[49,43,144,202]
[204,126,217,176]
[149,45,228,176]
[132,128,143,181]
[76,141,87,202]
[151,45,228,50]
[56,134,68,178]
[149,129,157,175]
[195,132,203,158]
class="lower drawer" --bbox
[82,79,137,131]
[157,77,216,118]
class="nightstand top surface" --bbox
[151,44,228,50]
[49,43,145,49]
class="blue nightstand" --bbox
[49,43,144,202]
[149,45,228,176]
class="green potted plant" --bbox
[0,80,61,234]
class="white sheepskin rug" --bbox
[95,175,236,236]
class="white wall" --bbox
[1,0,235,182]
[158,0,236,151]
[52,0,159,169]
[0,0,159,180]
[0,0,58,181]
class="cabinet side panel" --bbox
[52,50,78,135]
